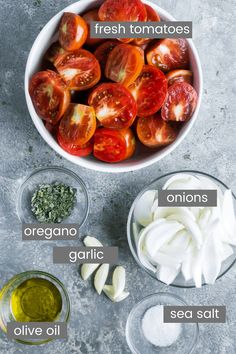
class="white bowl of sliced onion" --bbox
[25,0,203,173]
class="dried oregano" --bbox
[31,182,77,223]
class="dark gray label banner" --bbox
[90,21,192,38]
[53,246,119,264]
[164,306,226,323]
[158,190,217,207]
[22,224,79,240]
[7,322,67,340]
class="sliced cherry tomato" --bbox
[29,70,70,124]
[57,130,93,156]
[137,113,177,148]
[55,49,101,91]
[134,5,160,46]
[59,103,96,145]
[88,83,137,129]
[94,128,135,162]
[161,82,198,122]
[59,12,88,51]
[128,65,167,117]
[166,70,193,87]
[98,0,147,22]
[105,44,144,87]
[45,121,60,137]
[83,9,104,46]
[45,42,66,65]
[147,39,189,72]
[94,40,119,73]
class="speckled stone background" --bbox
[0,0,235,353]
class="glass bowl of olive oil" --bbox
[0,270,70,345]
[17,166,89,226]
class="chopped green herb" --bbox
[31,182,77,223]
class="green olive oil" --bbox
[10,278,62,322]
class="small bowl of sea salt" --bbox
[126,292,198,354]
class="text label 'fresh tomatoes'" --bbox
[137,113,177,148]
[147,39,189,72]
[59,12,88,51]
[161,82,198,122]
[128,65,167,117]
[105,44,144,87]
[55,49,101,91]
[29,70,70,125]
[93,128,135,162]
[59,103,96,145]
[88,83,137,129]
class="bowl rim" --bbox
[127,169,236,288]
[24,0,203,173]
[16,165,89,227]
[125,291,199,354]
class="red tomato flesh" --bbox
[161,82,198,122]
[83,9,104,46]
[128,65,167,117]
[166,69,193,86]
[147,39,189,72]
[134,5,160,46]
[59,12,88,51]
[93,128,135,162]
[29,70,70,125]
[55,49,101,91]
[58,131,93,156]
[137,113,178,148]
[59,103,96,145]
[105,44,144,87]
[94,40,119,73]
[98,0,147,22]
[88,83,137,129]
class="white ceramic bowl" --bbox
[25,0,203,173]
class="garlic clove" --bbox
[81,263,100,280]
[83,236,103,247]
[112,266,126,299]
[103,285,129,302]
[94,264,109,294]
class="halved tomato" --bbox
[93,128,135,162]
[134,5,160,46]
[94,40,119,73]
[83,9,104,46]
[57,130,93,156]
[137,113,177,148]
[147,39,189,72]
[45,42,66,65]
[59,12,88,51]
[98,0,147,22]
[59,103,96,145]
[128,65,167,117]
[88,83,137,129]
[166,70,193,87]
[29,70,70,124]
[105,44,144,87]
[54,49,101,91]
[161,82,198,122]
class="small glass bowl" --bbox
[17,166,89,226]
[126,292,198,354]
[0,270,70,345]
[127,170,236,288]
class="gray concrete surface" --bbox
[0,0,236,353]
